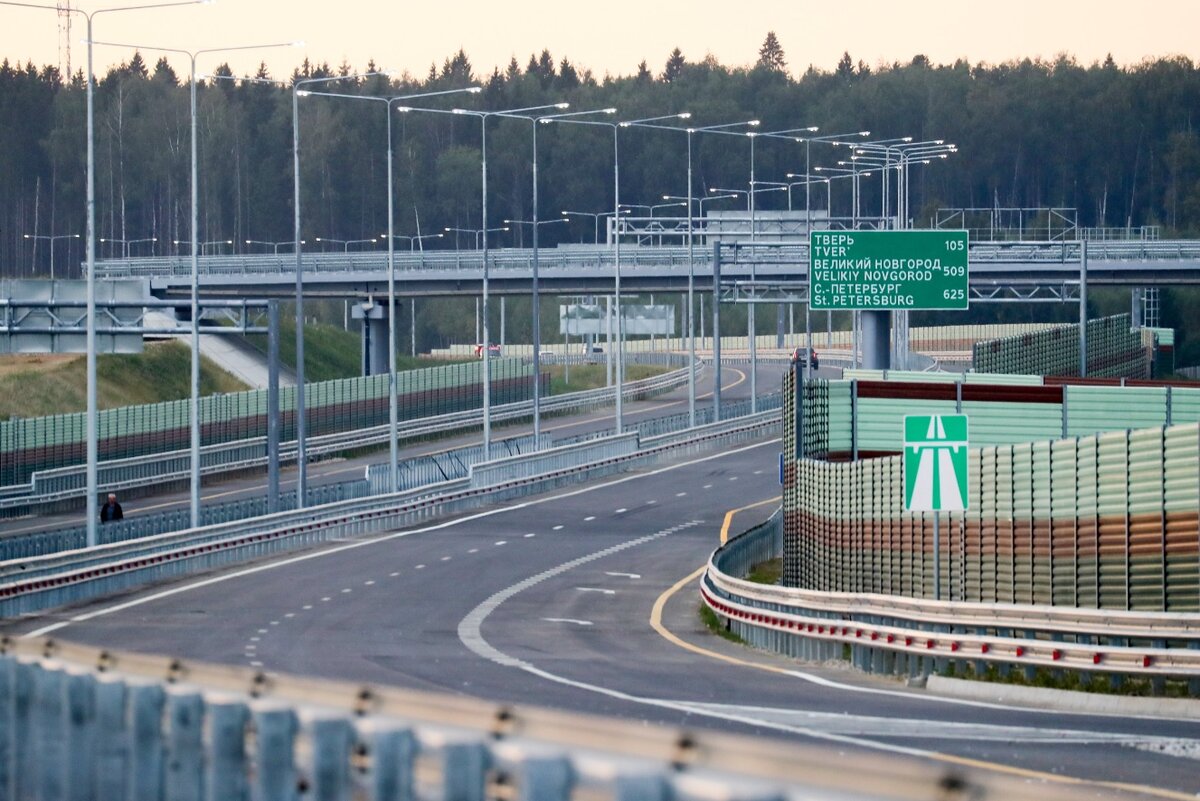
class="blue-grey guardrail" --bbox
[0,409,777,616]
[703,512,1200,685]
[0,365,692,510]
[3,387,768,565]
[0,638,1082,801]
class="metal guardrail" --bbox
[0,409,777,616]
[3,386,757,566]
[0,366,692,510]
[702,512,1200,684]
[0,639,1094,801]
[91,239,1200,279]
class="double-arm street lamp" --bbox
[313,236,379,252]
[401,102,570,459]
[23,232,80,279]
[381,232,444,251]
[295,85,481,493]
[2,0,213,547]
[245,239,304,254]
[94,37,298,529]
[560,209,628,244]
[444,226,510,250]
[543,112,691,434]
[497,107,616,442]
[99,235,157,258]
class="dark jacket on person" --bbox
[100,500,123,523]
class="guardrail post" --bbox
[94,677,129,798]
[13,660,35,798]
[613,775,668,801]
[205,700,249,801]
[33,664,65,801]
[442,743,488,801]
[517,757,572,801]
[62,671,97,801]
[0,657,14,800]
[128,682,167,801]
[251,705,298,801]
[366,727,416,801]
[307,716,353,801]
[165,689,205,801]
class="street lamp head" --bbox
[23,234,30,239]
[678,112,692,119]
[296,90,311,97]
[291,41,305,48]
[451,108,468,115]
[467,87,483,94]
[858,131,870,136]
[395,106,412,113]
[603,108,618,114]
[748,120,762,126]
[902,136,914,142]
[444,227,452,231]
[617,121,631,128]
[554,102,570,109]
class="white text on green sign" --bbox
[809,230,969,311]
[903,414,969,512]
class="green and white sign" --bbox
[903,414,969,512]
[809,230,969,311]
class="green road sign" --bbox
[809,230,969,311]
[904,414,969,512]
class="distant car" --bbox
[790,347,819,370]
[473,343,502,358]
[537,350,555,362]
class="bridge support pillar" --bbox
[353,301,388,376]
[861,310,891,370]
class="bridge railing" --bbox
[90,239,1200,279]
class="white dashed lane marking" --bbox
[584,516,595,522]
[469,548,479,553]
[576,587,616,595]
[416,564,426,569]
[441,556,452,562]
[615,508,627,514]
[542,618,593,626]
[552,525,564,531]
[676,492,687,497]
[495,541,507,546]
[525,533,536,538]
[364,580,375,586]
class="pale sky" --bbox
[2,1,1199,81]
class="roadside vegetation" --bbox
[0,341,247,420]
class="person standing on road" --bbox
[100,493,124,523]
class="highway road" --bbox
[8,428,1200,798]
[0,360,789,539]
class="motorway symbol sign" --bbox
[809,230,969,311]
[904,415,969,512]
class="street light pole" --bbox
[2,0,210,547]
[23,233,80,279]
[499,107,614,444]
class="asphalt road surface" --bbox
[8,432,1200,799]
[0,361,790,538]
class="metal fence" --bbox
[0,638,1095,801]
[972,314,1148,378]
[0,358,540,488]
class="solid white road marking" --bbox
[541,618,593,626]
[604,572,641,579]
[22,441,775,639]
[576,587,616,595]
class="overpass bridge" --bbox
[93,240,1200,301]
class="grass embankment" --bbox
[546,363,668,395]
[0,341,248,420]
[246,321,471,382]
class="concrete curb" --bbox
[926,675,1200,719]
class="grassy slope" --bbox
[0,341,249,420]
[246,321,471,383]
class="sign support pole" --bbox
[933,513,941,601]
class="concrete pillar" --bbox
[861,310,891,370]
[353,301,388,376]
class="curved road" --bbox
[8,432,1200,798]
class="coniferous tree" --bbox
[662,48,685,82]
[757,31,787,73]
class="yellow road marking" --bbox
[649,500,1196,801]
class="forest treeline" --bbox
[2,36,1200,360]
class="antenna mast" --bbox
[57,1,72,78]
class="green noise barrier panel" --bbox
[972,314,1148,378]
[782,372,1200,612]
[0,358,540,487]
